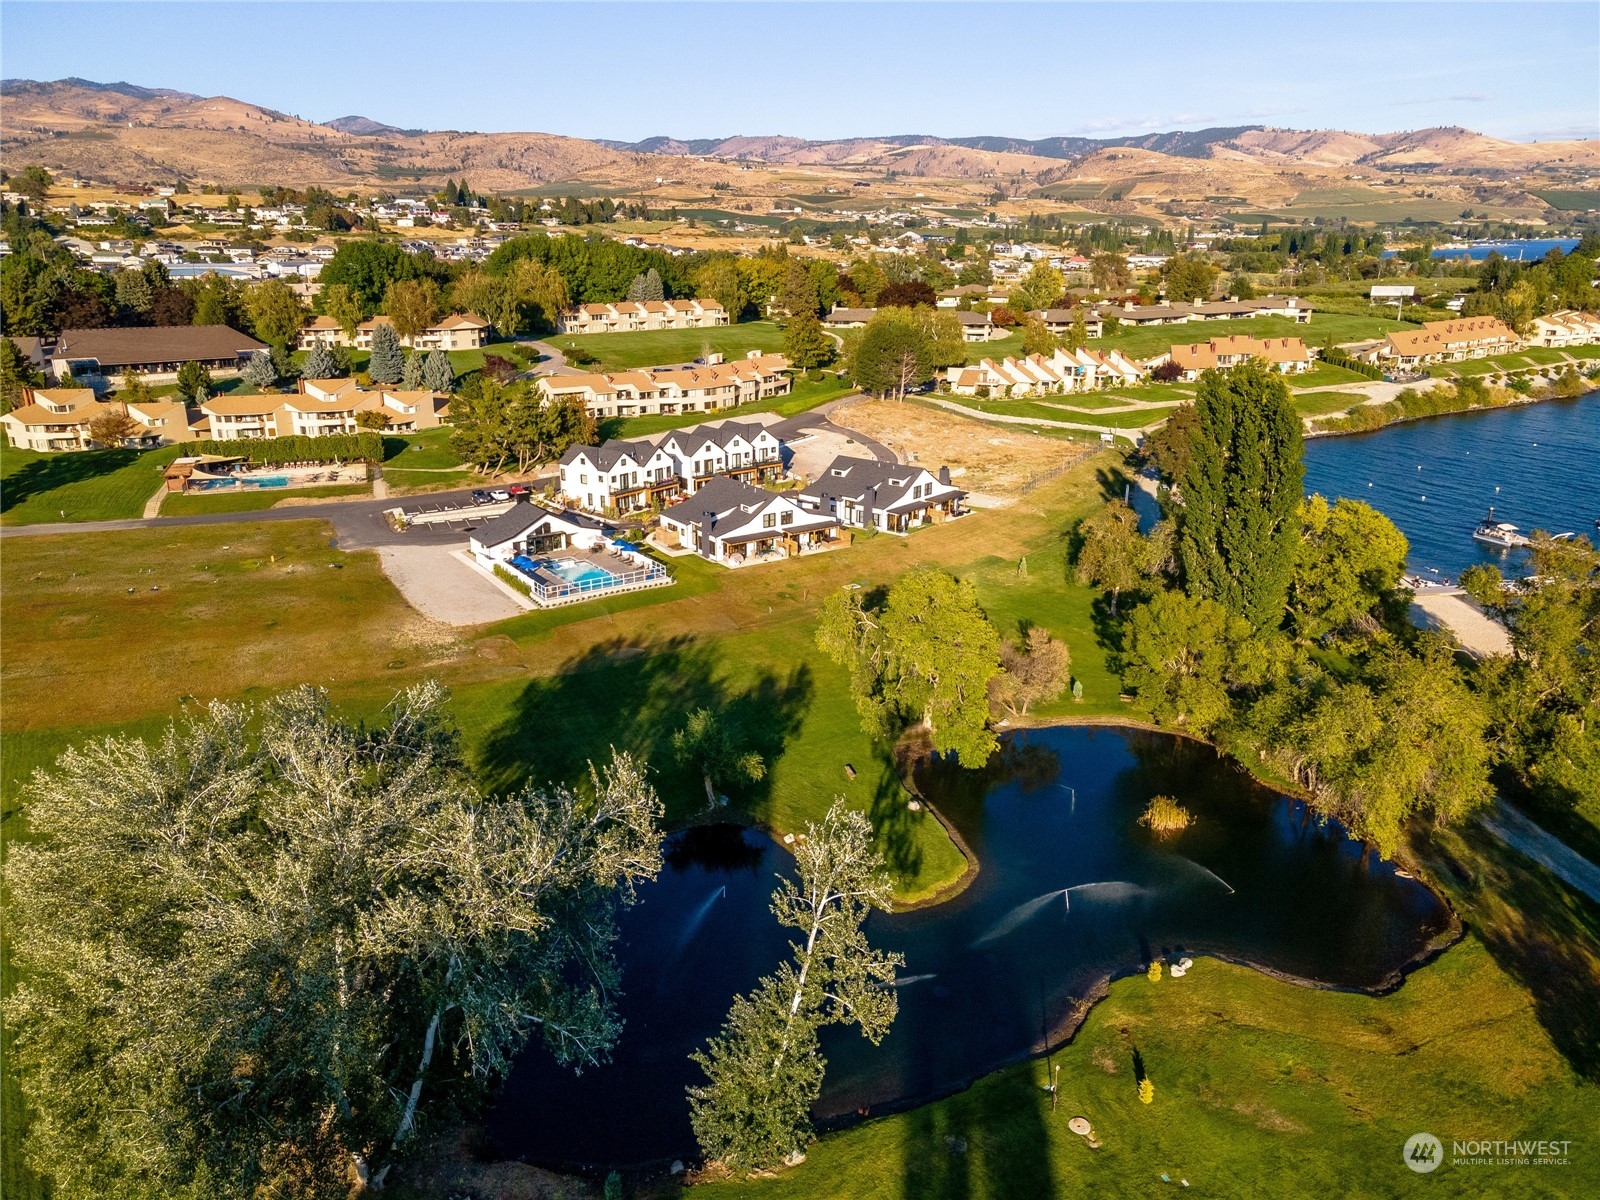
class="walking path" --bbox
[518,339,585,376]
[1406,587,1513,658]
[922,396,1155,444]
[1480,799,1600,904]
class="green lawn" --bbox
[0,441,181,525]
[382,426,464,469]
[1294,391,1369,418]
[1091,313,1413,360]
[1287,362,1373,390]
[546,321,787,371]
[694,937,1596,1200]
[158,483,370,516]
[963,332,1025,364]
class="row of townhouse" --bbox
[553,298,728,335]
[1035,296,1313,333]
[537,352,792,420]
[1529,309,1600,348]
[196,379,450,440]
[558,421,785,515]
[946,347,1146,396]
[1363,317,1519,370]
[823,306,1006,342]
[1157,336,1312,381]
[297,313,492,352]
[0,381,449,452]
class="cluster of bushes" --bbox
[492,563,533,598]
[1314,379,1506,433]
[193,432,384,464]
[1317,347,1383,380]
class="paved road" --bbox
[518,339,586,376]
[1480,799,1600,904]
[770,394,897,464]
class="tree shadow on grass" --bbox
[473,634,813,821]
[0,447,143,512]
[1422,819,1600,1082]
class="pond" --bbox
[487,726,1452,1169]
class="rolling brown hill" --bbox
[2,78,1594,208]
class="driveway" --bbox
[377,544,526,626]
[771,394,898,466]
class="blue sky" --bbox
[3,2,1596,142]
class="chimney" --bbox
[938,465,951,486]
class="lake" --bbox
[1304,394,1600,578]
[1381,238,1580,261]
[487,727,1450,1169]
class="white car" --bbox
[489,488,511,502]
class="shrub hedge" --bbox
[192,433,385,464]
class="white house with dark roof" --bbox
[658,476,846,567]
[558,439,681,514]
[797,455,967,534]
[657,421,784,495]
[469,504,614,564]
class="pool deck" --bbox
[506,545,674,608]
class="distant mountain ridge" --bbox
[3,77,1594,196]
[598,126,1268,162]
[324,114,427,137]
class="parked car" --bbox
[507,483,530,498]
[470,489,491,505]
[489,488,511,502]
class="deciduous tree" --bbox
[86,406,141,447]
[689,801,901,1171]
[243,279,308,348]
[817,567,1002,766]
[991,626,1071,718]
[1289,496,1409,639]
[383,278,441,341]
[1120,590,1250,733]
[673,708,766,809]
[5,684,663,1197]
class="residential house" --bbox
[558,439,682,514]
[823,306,877,329]
[553,298,728,335]
[953,309,1005,342]
[0,389,161,451]
[658,476,845,567]
[657,421,784,495]
[537,352,790,420]
[1374,317,1519,369]
[469,504,614,563]
[797,455,967,535]
[1032,307,1106,339]
[1159,336,1312,381]
[1529,310,1600,348]
[48,324,269,383]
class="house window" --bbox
[781,511,794,525]
[763,513,777,529]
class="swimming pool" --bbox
[509,555,615,588]
[546,558,615,587]
[188,475,290,491]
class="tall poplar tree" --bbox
[1175,361,1304,629]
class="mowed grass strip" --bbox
[546,320,786,371]
[692,938,1598,1200]
[1,442,181,524]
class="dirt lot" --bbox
[829,399,1092,500]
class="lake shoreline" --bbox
[1304,380,1599,440]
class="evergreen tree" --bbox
[301,342,340,380]
[782,310,834,370]
[368,322,404,384]
[243,351,277,390]
[625,268,664,302]
[1175,362,1304,629]
[401,350,425,390]
[422,349,455,392]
